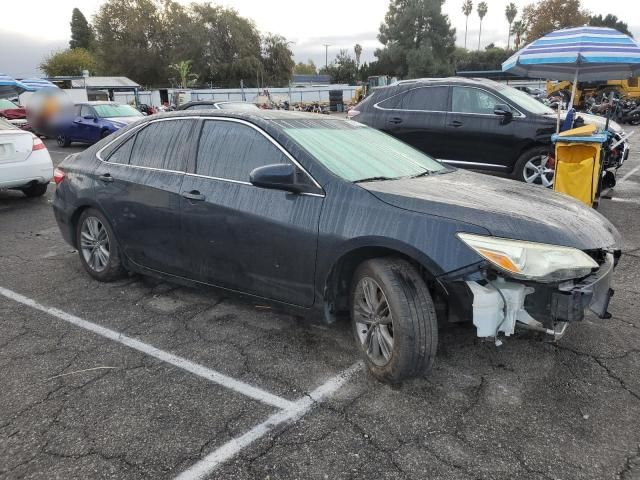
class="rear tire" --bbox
[76,208,126,282]
[513,146,555,187]
[21,182,48,198]
[350,258,438,383]
[100,130,110,139]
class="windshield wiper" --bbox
[410,170,432,179]
[354,176,394,183]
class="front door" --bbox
[95,118,197,275]
[180,119,323,307]
[442,86,522,172]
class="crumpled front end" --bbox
[461,249,619,342]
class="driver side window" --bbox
[80,105,93,117]
[452,87,501,115]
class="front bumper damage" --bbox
[463,252,617,342]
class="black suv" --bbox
[350,77,628,186]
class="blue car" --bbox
[56,102,144,147]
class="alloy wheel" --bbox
[56,135,66,147]
[354,277,394,366]
[80,217,110,273]
[523,154,554,187]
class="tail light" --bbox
[53,168,65,185]
[32,136,46,151]
[347,109,361,119]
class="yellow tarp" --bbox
[554,142,601,207]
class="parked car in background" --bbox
[350,78,629,186]
[56,101,144,147]
[0,98,28,129]
[0,118,53,197]
[177,101,259,111]
[53,111,619,382]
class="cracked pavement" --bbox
[1,133,640,479]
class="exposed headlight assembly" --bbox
[457,233,598,282]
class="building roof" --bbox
[62,76,140,89]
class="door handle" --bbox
[98,173,114,183]
[388,117,403,124]
[182,190,205,201]
[448,120,463,128]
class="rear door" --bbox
[95,118,197,275]
[180,119,323,307]
[378,86,450,160]
[443,86,523,171]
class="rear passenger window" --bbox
[129,120,194,171]
[399,86,448,111]
[377,92,404,109]
[196,121,288,181]
[105,134,135,164]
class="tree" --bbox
[320,50,358,84]
[511,20,528,50]
[354,44,363,70]
[69,8,93,50]
[376,0,456,78]
[589,14,633,37]
[261,34,295,87]
[92,0,166,86]
[40,48,96,76]
[477,2,488,51]
[454,44,511,72]
[294,60,317,75]
[169,60,197,88]
[505,3,518,49]
[522,0,589,43]
[462,0,473,50]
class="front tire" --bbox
[514,146,555,187]
[76,208,126,282]
[350,258,438,383]
[57,134,71,147]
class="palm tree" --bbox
[354,44,363,70]
[511,20,527,50]
[461,0,473,50]
[169,60,198,89]
[505,3,518,50]
[477,2,488,51]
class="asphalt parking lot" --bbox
[1,130,640,480]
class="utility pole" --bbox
[323,44,331,69]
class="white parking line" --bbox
[0,286,294,410]
[174,361,362,480]
[619,164,640,184]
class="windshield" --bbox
[498,85,555,115]
[0,99,18,110]
[93,104,143,118]
[279,119,446,182]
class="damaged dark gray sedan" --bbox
[52,110,621,383]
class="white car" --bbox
[0,118,53,197]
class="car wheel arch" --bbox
[321,240,442,321]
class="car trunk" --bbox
[0,125,32,164]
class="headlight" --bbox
[457,233,598,282]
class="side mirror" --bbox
[494,104,512,116]
[250,163,302,193]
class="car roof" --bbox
[140,110,348,133]
[76,101,120,106]
[390,76,504,89]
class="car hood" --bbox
[544,111,623,133]
[105,116,141,125]
[360,170,620,251]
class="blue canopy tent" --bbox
[0,73,34,98]
[20,78,59,91]
[502,27,640,107]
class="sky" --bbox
[1,0,639,78]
